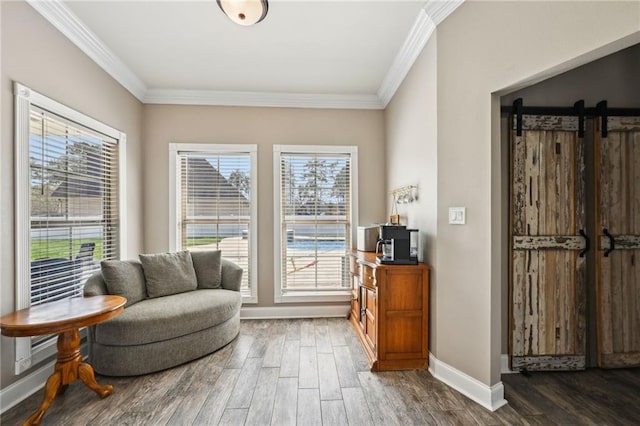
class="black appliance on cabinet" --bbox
[375,224,418,265]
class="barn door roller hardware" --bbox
[514,98,523,137]
[597,100,608,138]
[574,100,585,138]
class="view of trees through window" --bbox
[29,109,118,306]
[279,152,353,292]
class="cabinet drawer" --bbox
[361,265,376,288]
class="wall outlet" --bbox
[449,207,466,225]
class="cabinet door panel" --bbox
[383,271,423,311]
[384,314,423,357]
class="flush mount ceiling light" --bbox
[217,0,268,26]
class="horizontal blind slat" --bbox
[29,107,119,307]
[279,152,351,292]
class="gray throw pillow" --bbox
[100,260,147,307]
[139,251,198,298]
[190,250,223,289]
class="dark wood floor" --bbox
[2,318,639,425]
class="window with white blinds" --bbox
[274,145,357,302]
[29,108,119,307]
[170,144,257,302]
[14,82,125,373]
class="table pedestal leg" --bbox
[23,329,114,426]
[78,362,113,398]
[23,371,61,426]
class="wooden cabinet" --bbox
[348,250,429,371]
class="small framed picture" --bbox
[389,214,400,225]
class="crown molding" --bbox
[377,0,464,107]
[28,0,463,110]
[425,0,465,26]
[144,89,384,110]
[377,8,435,107]
[26,0,147,101]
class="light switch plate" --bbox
[449,207,466,225]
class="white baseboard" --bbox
[241,305,350,319]
[501,354,517,374]
[429,353,508,412]
[0,359,55,414]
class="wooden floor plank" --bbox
[280,339,301,378]
[320,400,348,426]
[286,319,302,341]
[219,408,248,426]
[429,409,481,425]
[317,353,342,400]
[263,334,286,368]
[297,388,322,426]
[248,336,269,358]
[245,368,279,426]
[342,386,374,426]
[332,345,360,388]
[327,317,347,346]
[193,368,241,425]
[315,324,333,354]
[301,319,317,347]
[226,357,263,408]
[272,377,298,426]
[226,333,256,368]
[384,382,432,425]
[299,346,319,389]
[358,371,400,426]
[4,318,640,426]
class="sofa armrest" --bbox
[221,258,243,292]
[83,272,108,296]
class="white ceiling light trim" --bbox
[26,0,147,101]
[217,0,268,26]
[144,89,383,110]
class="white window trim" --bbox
[169,143,258,304]
[13,82,127,375]
[273,144,358,304]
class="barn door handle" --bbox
[579,229,589,257]
[603,228,615,257]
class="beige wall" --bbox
[1,1,144,389]
[434,1,639,386]
[385,0,639,387]
[384,35,438,351]
[142,105,386,307]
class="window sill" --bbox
[275,290,351,304]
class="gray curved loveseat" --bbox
[83,250,242,376]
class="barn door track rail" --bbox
[503,98,640,137]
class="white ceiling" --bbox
[31,1,462,108]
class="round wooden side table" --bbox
[0,295,126,426]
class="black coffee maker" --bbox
[376,225,418,265]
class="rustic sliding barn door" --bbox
[510,115,587,371]
[594,116,640,368]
